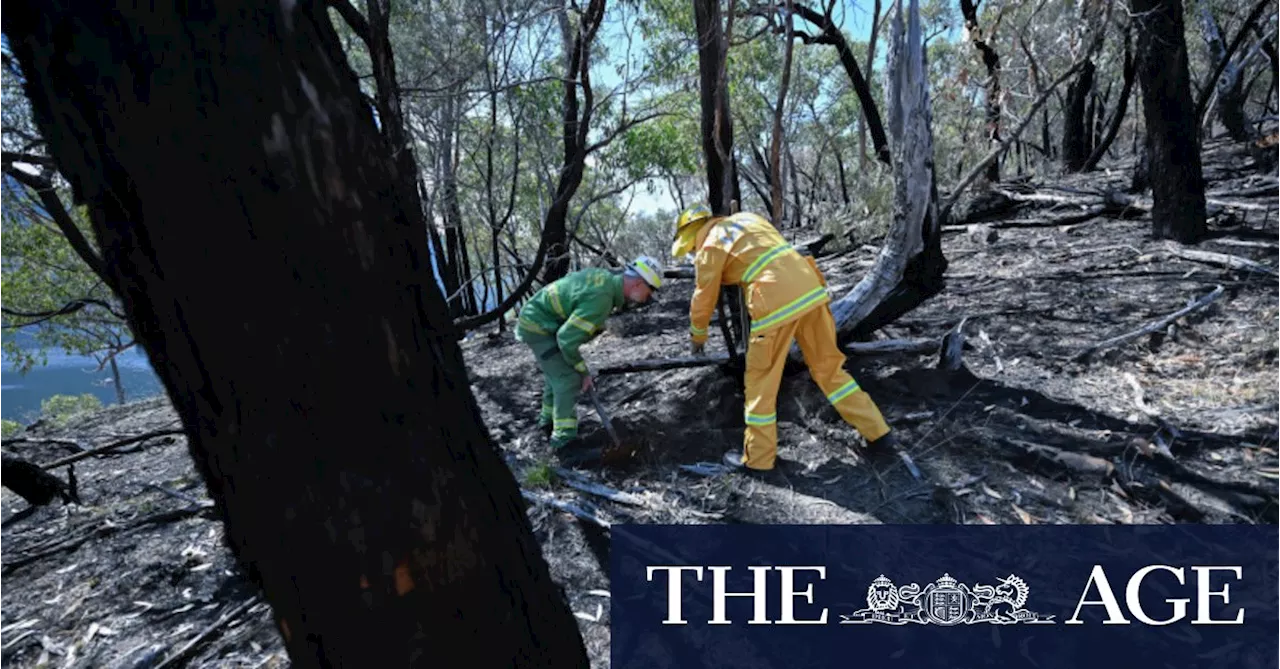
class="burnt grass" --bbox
[2,138,1276,667]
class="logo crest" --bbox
[840,574,1055,626]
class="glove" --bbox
[690,341,706,356]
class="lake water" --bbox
[1,344,164,423]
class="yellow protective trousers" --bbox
[740,303,891,470]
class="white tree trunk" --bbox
[829,0,940,338]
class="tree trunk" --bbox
[1132,0,1208,243]
[694,0,742,214]
[109,354,125,405]
[542,0,606,283]
[769,0,795,225]
[959,0,1002,183]
[1195,0,1270,143]
[830,0,947,342]
[3,3,591,666]
[1063,59,1095,172]
[441,97,469,317]
[1084,26,1136,171]
[858,0,883,169]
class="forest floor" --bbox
[2,136,1276,668]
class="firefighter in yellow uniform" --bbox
[672,203,897,471]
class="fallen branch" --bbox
[1072,285,1225,362]
[0,436,84,451]
[843,338,938,355]
[595,354,731,375]
[39,428,185,470]
[997,438,1116,478]
[945,206,1107,229]
[521,489,610,529]
[597,339,939,376]
[550,467,645,506]
[153,595,264,669]
[1164,245,1278,276]
[1205,238,1278,251]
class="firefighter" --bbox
[672,203,899,471]
[516,256,664,460]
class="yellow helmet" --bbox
[671,203,714,258]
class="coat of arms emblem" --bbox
[840,573,1055,626]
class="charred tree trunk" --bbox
[1063,59,1095,172]
[1132,0,1207,243]
[1195,0,1271,143]
[695,0,742,214]
[1084,26,1136,171]
[831,0,947,342]
[769,0,795,225]
[2,3,591,666]
[441,97,470,317]
[695,0,746,358]
[835,149,851,205]
[960,0,1003,183]
[541,0,606,283]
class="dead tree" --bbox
[960,0,1004,182]
[1062,59,1096,172]
[1132,0,1208,243]
[694,0,748,357]
[830,0,947,341]
[695,0,743,214]
[1083,24,1136,172]
[769,0,795,224]
[2,2,590,666]
[1195,0,1272,143]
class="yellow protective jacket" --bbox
[688,212,830,344]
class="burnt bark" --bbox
[1194,0,1272,141]
[2,2,590,666]
[769,0,795,224]
[1132,0,1208,243]
[542,0,606,283]
[1063,59,1095,172]
[695,0,743,214]
[959,0,1003,182]
[1084,26,1136,172]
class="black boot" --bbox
[554,438,602,467]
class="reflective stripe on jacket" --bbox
[516,268,623,373]
[689,212,829,343]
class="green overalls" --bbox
[515,268,624,448]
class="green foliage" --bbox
[1,419,22,438]
[40,393,102,425]
[0,179,134,377]
[522,462,555,488]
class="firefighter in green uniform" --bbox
[516,256,664,458]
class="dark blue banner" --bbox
[610,525,1278,669]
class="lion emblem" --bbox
[866,575,900,611]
